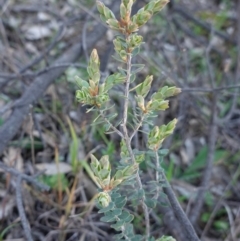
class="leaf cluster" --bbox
[148,119,177,151]
[75,50,125,107]
[98,191,143,241]
[90,154,138,195]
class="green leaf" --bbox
[124,213,134,223]
[158,149,169,156]
[111,220,125,231]
[124,223,134,235]
[135,75,153,97]
[213,220,229,231]
[129,188,145,200]
[106,19,119,30]
[132,46,141,56]
[111,192,121,199]
[132,9,152,27]
[114,233,124,240]
[182,147,207,177]
[153,0,170,14]
[118,210,130,221]
[103,209,122,220]
[112,53,126,63]
[145,198,157,208]
[104,73,126,92]
[100,215,115,222]
[120,3,127,20]
[39,174,69,191]
[114,196,127,209]
[132,64,145,74]
[130,73,136,82]
[98,202,114,213]
[96,1,116,21]
[144,1,155,12]
[114,170,124,180]
[75,76,89,88]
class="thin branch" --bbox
[0,162,49,191]
[189,18,220,225]
[160,170,200,241]
[181,84,240,93]
[202,162,240,239]
[130,115,145,141]
[189,96,218,225]
[154,151,161,201]
[16,176,34,241]
[99,110,123,138]
[219,0,240,124]
[0,63,88,79]
[121,39,150,240]
[122,50,132,139]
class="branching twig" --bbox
[189,19,219,225]
[130,115,145,141]
[160,170,200,241]
[16,176,34,241]
[154,151,161,201]
[0,162,49,191]
[181,84,240,93]
[121,41,150,240]
[0,63,88,79]
[189,95,217,225]
[99,110,123,138]
[202,162,240,239]
[218,0,240,124]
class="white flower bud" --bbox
[98,191,111,208]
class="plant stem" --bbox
[154,151,161,201]
[99,109,123,138]
[130,115,145,141]
[158,163,200,241]
[121,41,150,240]
[122,43,132,139]
[16,176,34,241]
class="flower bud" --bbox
[120,3,127,21]
[148,100,169,111]
[99,155,111,171]
[153,0,169,14]
[135,75,153,97]
[90,154,100,175]
[133,10,152,27]
[136,154,144,163]
[98,191,111,208]
[113,38,122,52]
[88,49,100,84]
[128,22,139,32]
[96,1,116,21]
[136,95,145,112]
[166,118,177,132]
[120,140,128,158]
[106,19,119,30]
